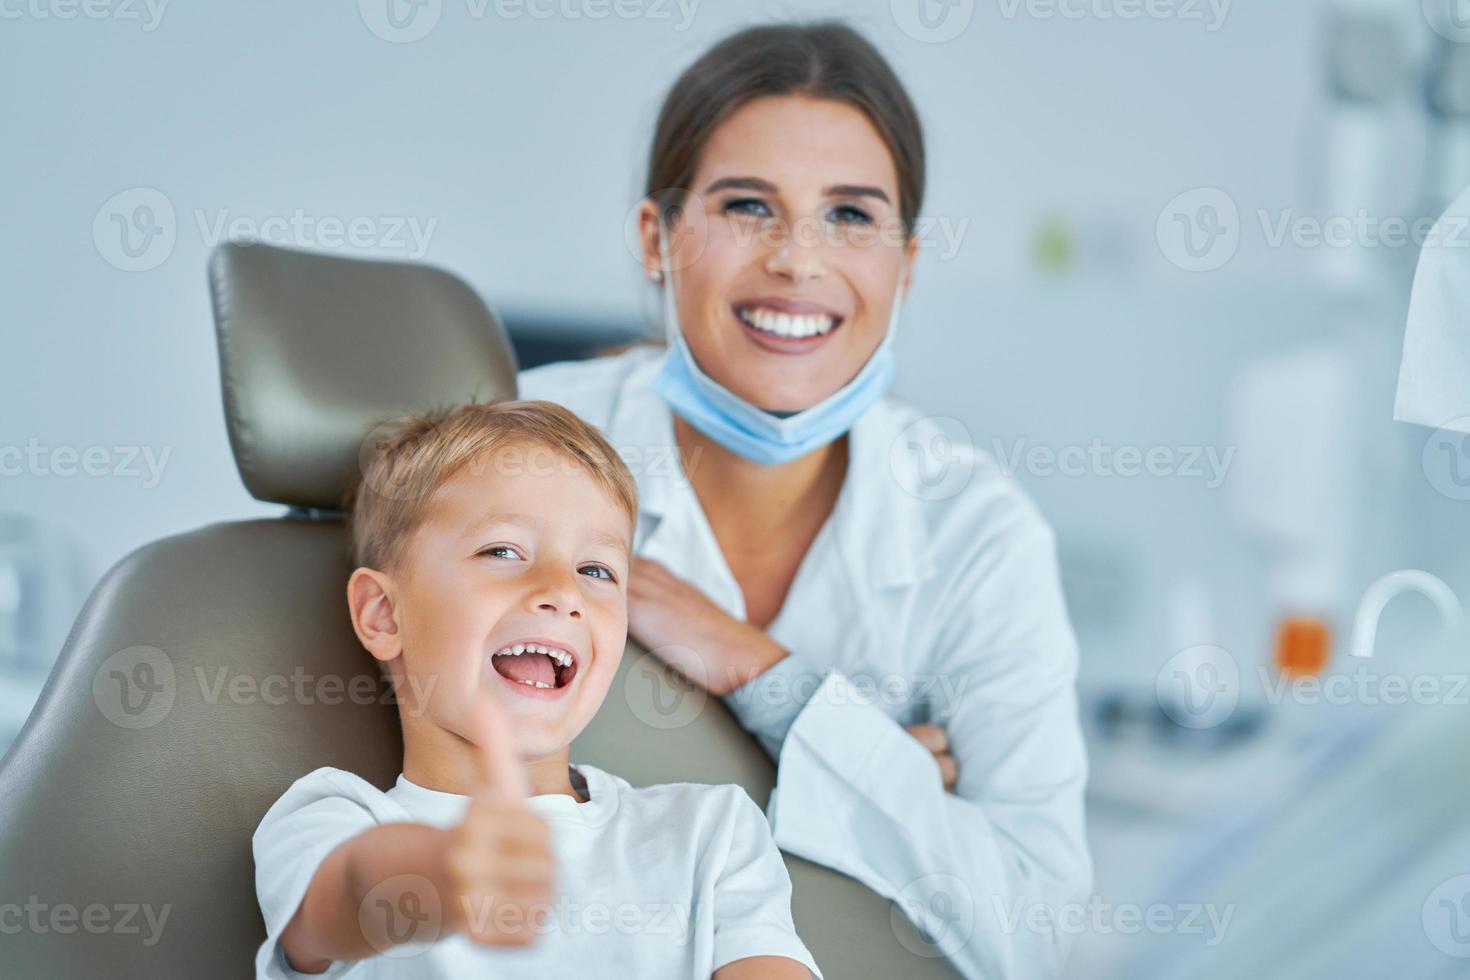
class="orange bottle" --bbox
[1275,616,1332,677]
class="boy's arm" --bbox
[279,822,450,974]
[713,956,816,979]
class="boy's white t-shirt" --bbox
[252,764,821,979]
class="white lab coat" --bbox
[518,345,1093,979]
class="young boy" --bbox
[252,400,820,979]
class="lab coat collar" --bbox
[605,347,935,594]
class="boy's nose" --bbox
[527,565,584,620]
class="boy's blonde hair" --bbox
[347,399,638,571]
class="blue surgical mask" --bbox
[648,235,907,466]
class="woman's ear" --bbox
[638,199,664,282]
[347,567,401,664]
[638,193,708,276]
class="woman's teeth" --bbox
[737,306,838,339]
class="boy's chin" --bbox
[499,707,578,757]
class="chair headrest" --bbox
[207,243,518,510]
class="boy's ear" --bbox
[347,567,402,663]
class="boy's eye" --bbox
[579,564,616,582]
[478,544,523,560]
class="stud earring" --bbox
[648,269,664,284]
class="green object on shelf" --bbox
[1034,214,1075,274]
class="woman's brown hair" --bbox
[646,20,926,237]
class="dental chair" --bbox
[0,242,958,979]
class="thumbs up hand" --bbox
[435,684,555,946]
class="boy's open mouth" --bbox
[489,640,580,694]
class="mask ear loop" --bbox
[884,259,910,342]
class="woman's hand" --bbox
[628,557,789,696]
[906,724,958,792]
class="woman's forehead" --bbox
[694,96,899,198]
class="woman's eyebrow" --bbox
[704,176,777,194]
[703,176,891,204]
[825,183,890,204]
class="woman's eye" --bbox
[478,545,522,560]
[723,197,772,219]
[579,564,616,582]
[829,204,873,226]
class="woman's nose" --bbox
[764,232,828,284]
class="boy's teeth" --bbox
[493,643,573,667]
[738,306,836,338]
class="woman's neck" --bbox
[673,414,847,538]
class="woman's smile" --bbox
[729,297,847,355]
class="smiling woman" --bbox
[517,20,1092,979]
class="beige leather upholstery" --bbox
[208,243,518,510]
[0,242,957,978]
